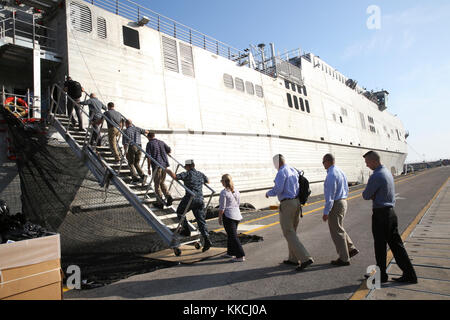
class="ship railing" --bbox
[49,83,200,243]
[1,86,42,122]
[0,8,57,51]
[81,0,247,64]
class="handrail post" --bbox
[12,9,15,44]
[32,14,35,49]
[173,22,176,38]
[115,0,119,15]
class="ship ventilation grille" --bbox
[97,17,107,39]
[162,36,179,72]
[70,2,92,33]
[179,43,195,77]
[235,78,244,92]
[223,74,234,89]
[255,85,264,98]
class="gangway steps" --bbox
[50,112,202,252]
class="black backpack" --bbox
[296,169,311,206]
[69,80,82,99]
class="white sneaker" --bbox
[231,257,245,262]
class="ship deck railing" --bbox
[0,7,57,51]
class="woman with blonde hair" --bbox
[218,174,245,262]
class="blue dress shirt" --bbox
[267,164,299,201]
[323,165,349,215]
[362,165,396,208]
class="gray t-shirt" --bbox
[104,109,125,128]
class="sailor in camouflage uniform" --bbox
[167,159,212,252]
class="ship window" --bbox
[305,100,310,113]
[162,36,178,72]
[293,95,299,110]
[303,86,308,96]
[291,83,296,92]
[180,43,195,77]
[255,85,264,98]
[340,116,343,123]
[368,116,374,124]
[299,97,305,111]
[223,74,234,89]
[97,17,107,39]
[245,81,254,95]
[360,112,366,129]
[370,125,376,133]
[70,2,92,33]
[123,26,140,49]
[287,93,293,108]
[285,80,290,89]
[297,84,302,93]
[235,78,244,92]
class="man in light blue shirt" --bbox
[362,151,417,284]
[266,154,313,271]
[322,154,358,266]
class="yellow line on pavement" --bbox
[349,175,450,300]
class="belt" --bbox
[280,198,296,202]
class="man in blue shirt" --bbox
[167,159,212,252]
[123,119,148,185]
[363,151,417,284]
[146,132,173,208]
[322,154,359,266]
[79,93,106,146]
[266,154,314,271]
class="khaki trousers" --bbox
[108,127,121,160]
[279,198,312,263]
[327,199,356,262]
[153,167,169,201]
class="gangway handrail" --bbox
[49,83,196,199]
[49,83,205,248]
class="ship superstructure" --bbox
[1,0,408,210]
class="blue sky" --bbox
[140,0,449,163]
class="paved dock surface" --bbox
[64,166,450,300]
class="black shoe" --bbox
[331,258,350,266]
[296,259,314,272]
[202,238,212,252]
[141,175,148,187]
[392,275,418,284]
[349,249,360,258]
[283,260,299,266]
[166,195,173,206]
[179,228,191,237]
[153,202,164,210]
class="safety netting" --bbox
[1,107,263,289]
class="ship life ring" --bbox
[4,97,29,118]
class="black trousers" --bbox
[177,196,209,239]
[223,215,245,258]
[372,207,416,278]
[67,98,83,130]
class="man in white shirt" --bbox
[322,154,359,266]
